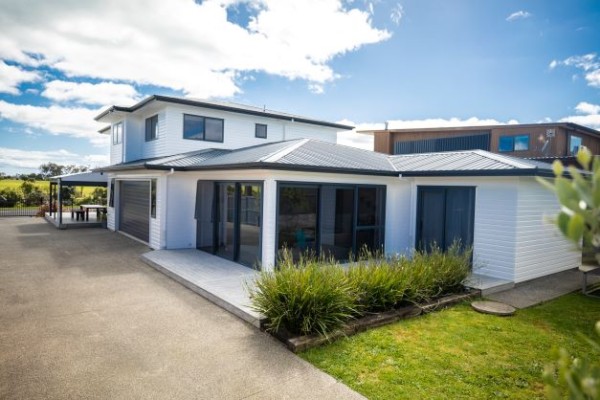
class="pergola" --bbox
[46,171,108,228]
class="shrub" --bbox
[250,245,472,336]
[249,249,359,336]
[348,250,409,314]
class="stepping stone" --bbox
[471,301,516,316]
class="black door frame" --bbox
[415,186,475,251]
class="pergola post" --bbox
[57,179,62,226]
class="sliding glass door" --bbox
[196,181,262,268]
[277,183,385,262]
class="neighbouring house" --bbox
[96,95,581,286]
[362,123,600,165]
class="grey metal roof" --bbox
[95,95,354,130]
[97,140,558,177]
[388,150,553,175]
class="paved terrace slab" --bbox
[0,218,364,400]
[141,249,263,327]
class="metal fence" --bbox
[0,197,46,217]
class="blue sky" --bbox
[1,0,599,174]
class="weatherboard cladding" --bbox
[98,139,556,176]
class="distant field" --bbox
[0,180,96,196]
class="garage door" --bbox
[119,181,150,243]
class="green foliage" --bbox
[539,146,600,400]
[543,322,600,400]
[250,245,472,335]
[250,249,359,336]
[538,147,600,261]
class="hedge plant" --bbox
[249,244,472,336]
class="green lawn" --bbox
[301,293,600,400]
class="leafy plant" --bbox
[251,244,472,336]
[249,249,359,336]
[543,321,600,400]
[538,146,600,399]
[348,252,409,313]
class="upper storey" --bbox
[96,95,353,165]
[364,122,600,160]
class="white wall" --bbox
[108,104,341,164]
[514,177,581,282]
[409,177,520,281]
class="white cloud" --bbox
[506,10,532,22]
[560,114,600,129]
[0,0,390,98]
[383,117,519,129]
[551,53,600,88]
[575,102,600,115]
[0,61,41,94]
[0,101,107,146]
[560,101,600,129]
[42,81,140,106]
[390,3,404,25]
[0,147,109,170]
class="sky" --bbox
[0,0,599,175]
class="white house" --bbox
[96,95,580,285]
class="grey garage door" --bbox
[119,181,150,243]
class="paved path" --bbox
[487,268,600,309]
[0,218,363,400]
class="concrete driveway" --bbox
[0,218,363,400]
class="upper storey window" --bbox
[112,122,123,145]
[183,114,224,142]
[145,115,159,141]
[569,135,582,155]
[255,123,267,139]
[498,134,529,152]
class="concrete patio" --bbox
[141,249,263,327]
[0,218,364,400]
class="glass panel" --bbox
[238,184,261,267]
[278,186,318,260]
[216,183,236,260]
[418,187,446,250]
[183,114,204,140]
[195,181,215,253]
[570,135,582,155]
[357,187,381,226]
[205,118,224,142]
[514,135,529,151]
[255,123,267,139]
[145,115,158,141]
[320,187,354,260]
[356,229,380,254]
[498,136,513,152]
[444,187,475,251]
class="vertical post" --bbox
[57,179,62,226]
[261,178,277,271]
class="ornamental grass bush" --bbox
[249,244,472,336]
[249,249,359,336]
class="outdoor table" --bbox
[80,204,108,221]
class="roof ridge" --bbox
[259,139,310,163]
[471,149,535,169]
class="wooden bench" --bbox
[579,264,600,295]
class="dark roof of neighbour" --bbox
[97,139,558,177]
[94,94,354,130]
[359,122,600,137]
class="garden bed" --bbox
[268,289,480,352]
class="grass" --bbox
[301,293,600,400]
[0,179,96,196]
